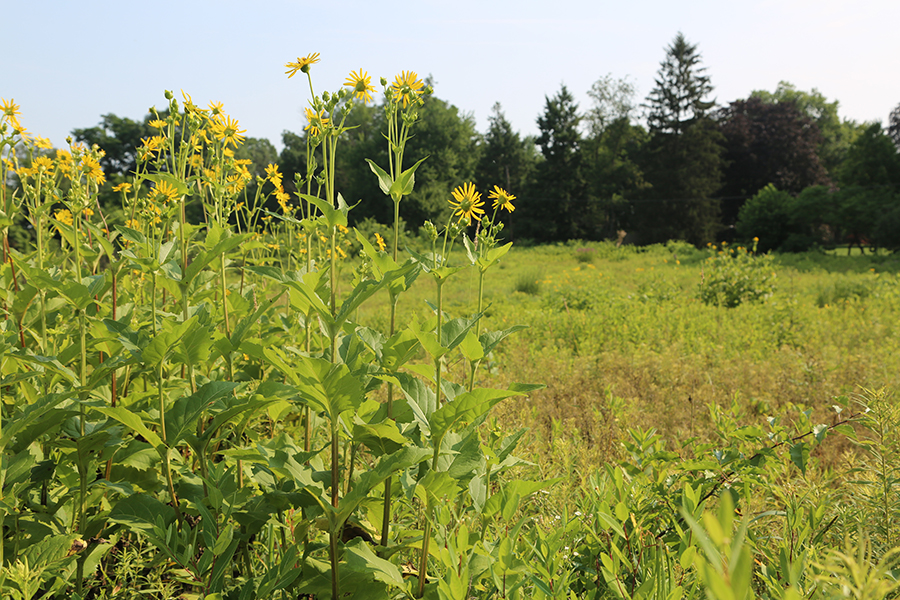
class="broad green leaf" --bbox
[790,442,810,475]
[165,381,238,447]
[480,325,528,356]
[458,330,484,362]
[365,159,393,196]
[108,493,177,533]
[352,419,407,456]
[430,388,526,443]
[95,405,164,450]
[390,157,428,198]
[336,446,431,523]
[344,540,406,589]
[295,357,364,419]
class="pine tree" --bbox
[638,32,724,245]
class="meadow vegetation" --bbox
[3,55,900,600]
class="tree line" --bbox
[66,33,900,250]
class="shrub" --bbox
[698,240,776,307]
[573,247,596,263]
[514,269,543,295]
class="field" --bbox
[4,80,900,599]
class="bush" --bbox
[698,240,776,307]
[573,247,596,263]
[514,269,543,295]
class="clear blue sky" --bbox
[6,0,899,150]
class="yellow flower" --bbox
[211,115,246,148]
[152,180,180,204]
[83,207,94,217]
[207,101,224,117]
[1,98,21,121]
[82,155,105,185]
[54,209,73,226]
[391,71,425,107]
[374,232,386,252]
[148,119,167,129]
[448,182,484,224]
[125,218,141,229]
[112,182,132,193]
[12,121,30,141]
[32,156,54,174]
[181,90,206,115]
[285,52,321,78]
[488,185,516,213]
[35,136,53,150]
[344,69,375,104]
[304,107,329,137]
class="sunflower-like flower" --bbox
[265,163,283,188]
[391,71,425,108]
[211,115,246,148]
[285,52,321,78]
[488,186,516,213]
[152,180,180,204]
[448,182,484,224]
[374,232,386,252]
[54,209,73,227]
[35,136,53,150]
[304,107,329,137]
[148,119,168,129]
[112,182,132,194]
[1,98,21,122]
[207,101,224,118]
[344,69,376,104]
[32,156,54,174]
[82,155,105,185]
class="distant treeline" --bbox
[58,33,900,250]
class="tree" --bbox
[717,96,830,224]
[473,103,538,238]
[582,75,648,238]
[840,122,900,188]
[524,85,587,241]
[889,102,900,150]
[638,33,724,245]
[751,82,861,177]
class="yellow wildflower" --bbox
[391,71,425,107]
[1,98,21,121]
[83,207,94,217]
[211,115,246,148]
[82,155,105,185]
[32,156,54,174]
[125,218,141,229]
[344,69,375,104]
[448,182,484,224]
[374,232,386,252]
[152,180,180,204]
[148,119,167,129]
[54,209,73,226]
[207,101,224,117]
[488,185,516,213]
[35,136,53,150]
[112,182,132,193]
[304,107,329,137]
[285,53,321,78]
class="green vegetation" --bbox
[4,52,900,600]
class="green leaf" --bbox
[365,159,393,197]
[390,157,428,198]
[336,446,431,523]
[352,419,407,456]
[165,382,238,447]
[790,442,810,475]
[295,357,364,419]
[480,325,528,355]
[458,330,484,362]
[108,493,177,533]
[344,540,406,589]
[430,388,525,443]
[95,405,164,450]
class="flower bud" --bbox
[164,90,174,100]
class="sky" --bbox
[6,0,899,151]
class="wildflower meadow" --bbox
[2,55,900,600]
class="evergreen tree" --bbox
[474,103,538,239]
[638,32,724,245]
[525,85,587,241]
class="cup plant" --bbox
[0,57,551,600]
